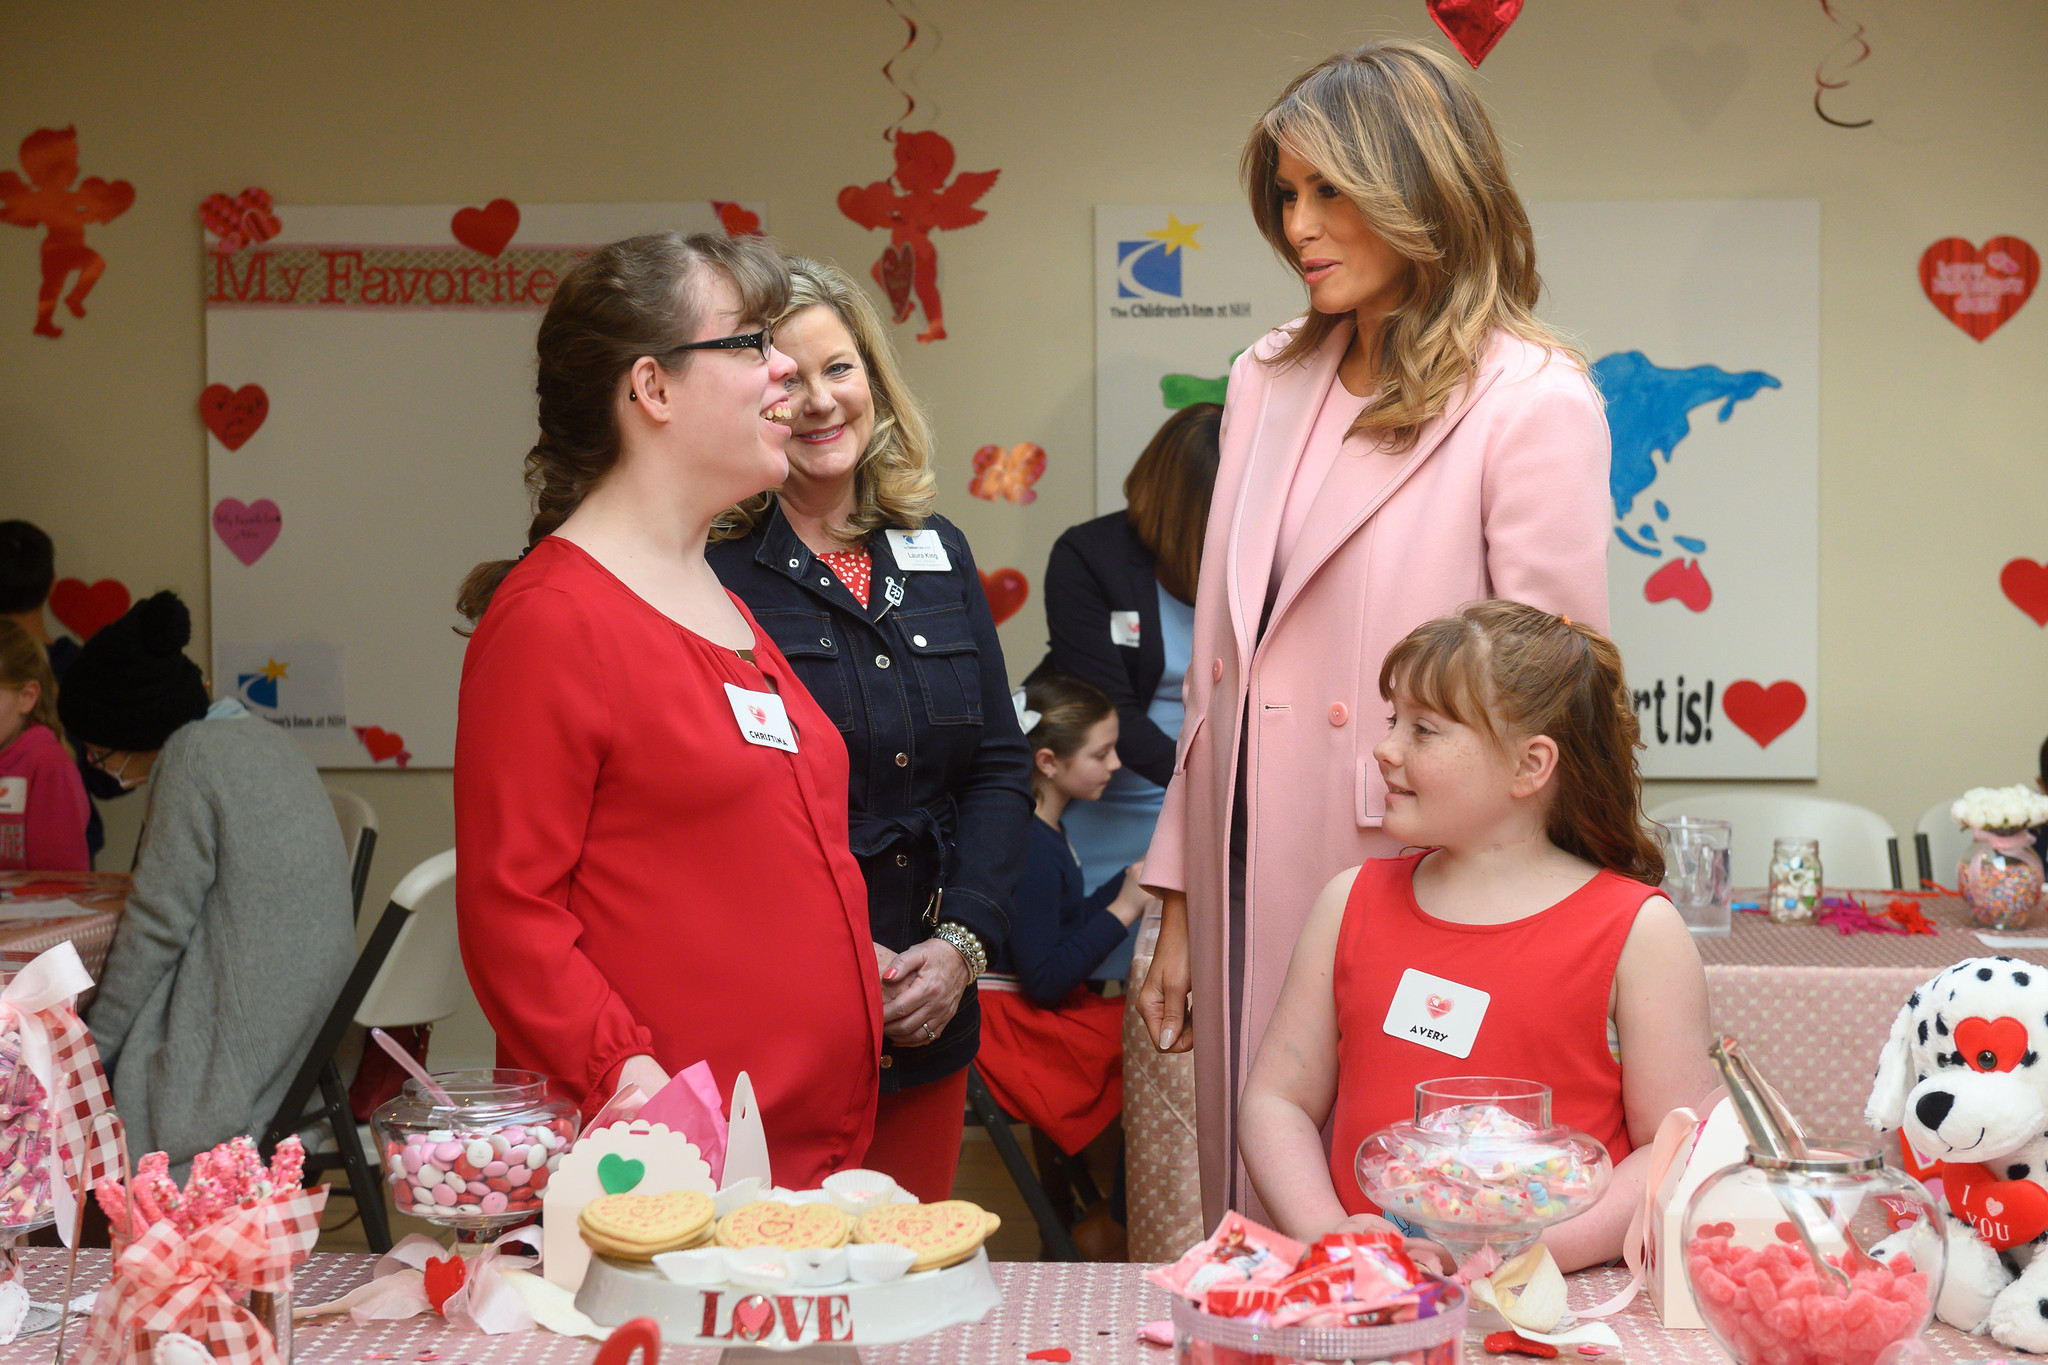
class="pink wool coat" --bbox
[1142,320,1612,1226]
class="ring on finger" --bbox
[921,1022,936,1041]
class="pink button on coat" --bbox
[1142,319,1612,1225]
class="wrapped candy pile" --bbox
[1358,1102,1603,1230]
[1148,1212,1457,1331]
[0,1038,51,1230]
[1685,1231,1931,1365]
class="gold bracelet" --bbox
[932,921,987,983]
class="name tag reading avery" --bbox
[1109,611,1142,648]
[723,683,798,752]
[1383,968,1489,1058]
[884,528,951,572]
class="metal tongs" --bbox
[1709,1035,1875,1292]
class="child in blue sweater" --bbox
[976,673,1149,1156]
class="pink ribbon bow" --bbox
[0,940,119,1244]
[74,1206,287,1365]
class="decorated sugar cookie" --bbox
[854,1199,1000,1272]
[578,1189,715,1261]
[717,1199,852,1250]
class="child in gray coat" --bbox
[57,592,354,1173]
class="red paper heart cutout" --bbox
[2001,558,2048,626]
[212,497,283,566]
[1643,558,1712,612]
[592,1319,662,1365]
[47,578,130,641]
[876,244,915,323]
[1721,679,1805,749]
[978,568,1029,626]
[1920,237,2038,341]
[1424,994,1453,1019]
[1954,1016,2029,1073]
[452,199,520,258]
[423,1253,466,1313]
[732,1294,776,1340]
[354,725,411,768]
[200,383,269,450]
[1428,0,1524,66]
[1945,1161,2048,1250]
[199,187,281,252]
[712,201,761,236]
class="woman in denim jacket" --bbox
[709,257,1032,1201]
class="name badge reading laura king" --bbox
[723,683,798,753]
[884,528,951,572]
[1382,968,1490,1059]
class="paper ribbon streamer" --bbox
[1817,896,1908,937]
[0,940,119,1246]
[71,1187,326,1365]
[879,0,921,142]
[296,1225,542,1333]
[1813,0,1874,129]
[636,1061,729,1184]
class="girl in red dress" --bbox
[454,233,884,1188]
[1238,602,1716,1271]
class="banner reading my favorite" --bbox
[205,245,583,309]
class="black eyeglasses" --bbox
[664,328,773,362]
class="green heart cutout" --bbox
[597,1153,646,1194]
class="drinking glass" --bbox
[1658,818,1733,935]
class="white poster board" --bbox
[204,201,755,769]
[1091,200,1820,779]
[1532,200,1820,778]
[1092,206,1304,512]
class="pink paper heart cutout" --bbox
[212,498,282,566]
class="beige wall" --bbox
[7,0,2045,1064]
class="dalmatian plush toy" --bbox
[1866,955,2048,1351]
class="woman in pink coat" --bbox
[1135,39,1613,1225]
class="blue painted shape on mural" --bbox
[1674,535,1707,553]
[1654,500,1669,521]
[1615,527,1661,556]
[1592,351,1781,529]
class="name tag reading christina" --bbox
[723,683,798,753]
[884,528,951,572]
[1109,611,1142,648]
[1382,968,1490,1058]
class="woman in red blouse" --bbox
[453,232,884,1187]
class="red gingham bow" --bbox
[0,941,119,1245]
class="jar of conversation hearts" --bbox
[373,1068,577,1241]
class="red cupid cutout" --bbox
[0,126,134,338]
[839,130,998,343]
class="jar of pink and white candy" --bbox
[372,1068,576,1240]
[0,1038,52,1235]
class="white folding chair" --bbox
[1914,798,1975,890]
[262,849,463,1252]
[1648,792,1900,890]
[327,786,380,920]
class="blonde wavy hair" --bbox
[711,256,937,542]
[1244,39,1575,452]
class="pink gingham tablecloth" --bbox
[2,1253,2025,1364]
[0,871,126,983]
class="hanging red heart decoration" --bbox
[1920,237,2038,341]
[875,244,915,324]
[1427,0,1524,67]
[2002,558,2048,626]
[978,568,1030,627]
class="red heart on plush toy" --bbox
[1945,1162,2048,1250]
[1954,1016,2030,1073]
[423,1253,467,1313]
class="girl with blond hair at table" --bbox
[1238,603,1716,1271]
[1133,39,1613,1226]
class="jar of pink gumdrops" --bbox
[1682,1142,1941,1365]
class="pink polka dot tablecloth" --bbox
[5,1253,2026,1364]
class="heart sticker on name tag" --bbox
[1384,968,1490,1058]
[1109,611,1141,648]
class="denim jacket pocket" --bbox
[753,608,855,733]
[895,604,983,726]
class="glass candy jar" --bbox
[373,1068,576,1242]
[1355,1077,1611,1267]
[1682,1144,1941,1365]
[1958,829,2047,932]
[1768,838,1822,924]
[0,1039,56,1336]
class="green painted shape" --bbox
[1160,373,1229,409]
[597,1153,646,1194]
